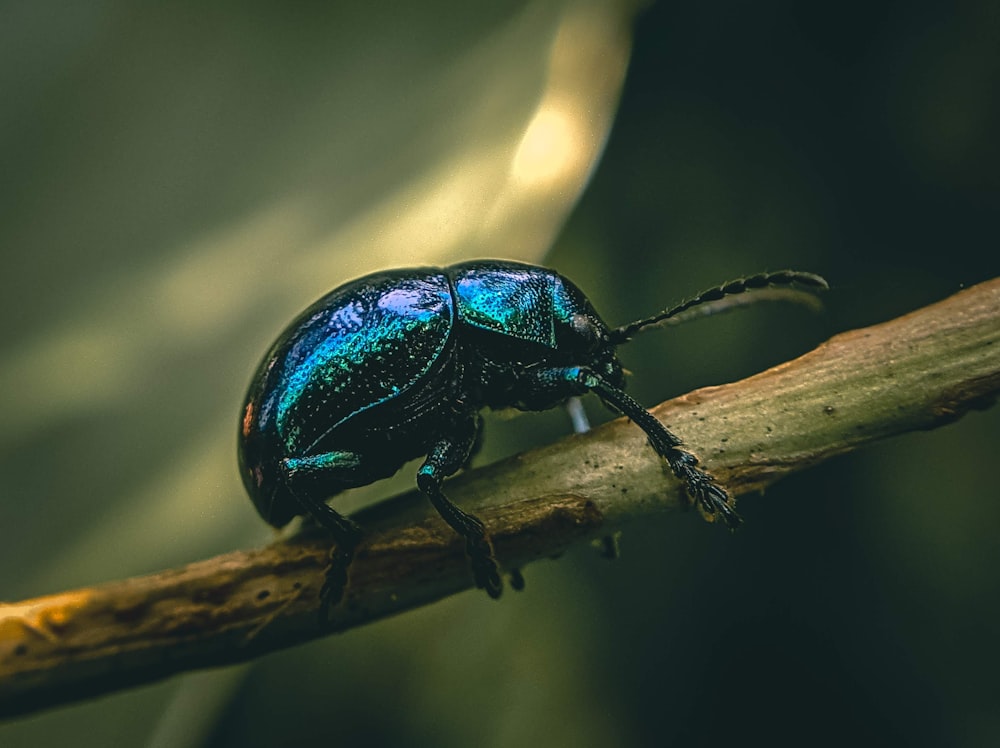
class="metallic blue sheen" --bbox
[452,261,601,348]
[239,261,621,529]
[236,259,806,606]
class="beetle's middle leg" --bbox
[417,415,503,599]
[282,452,365,619]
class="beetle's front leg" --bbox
[417,415,503,599]
[531,366,742,529]
[281,452,365,621]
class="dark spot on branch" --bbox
[112,600,148,624]
[192,585,231,605]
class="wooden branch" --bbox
[2,278,998,719]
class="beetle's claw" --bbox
[675,462,743,530]
[318,577,342,627]
[694,478,742,529]
[466,537,503,598]
[474,555,503,599]
[711,493,743,530]
[317,544,355,625]
[696,481,742,529]
[475,559,503,600]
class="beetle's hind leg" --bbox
[282,453,365,621]
[417,416,503,599]
[293,492,362,622]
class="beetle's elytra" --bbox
[238,260,826,613]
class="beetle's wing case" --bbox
[247,269,454,456]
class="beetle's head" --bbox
[548,276,626,391]
[554,308,624,388]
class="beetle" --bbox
[238,260,826,611]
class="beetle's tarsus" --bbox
[463,523,502,598]
[282,487,363,624]
[318,541,357,625]
[475,546,502,598]
[418,430,505,600]
[675,461,742,529]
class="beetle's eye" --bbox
[570,313,602,350]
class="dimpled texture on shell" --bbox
[449,259,600,349]
[248,269,453,457]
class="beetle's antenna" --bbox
[609,270,828,344]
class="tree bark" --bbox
[1,277,998,719]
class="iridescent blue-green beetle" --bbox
[238,260,826,610]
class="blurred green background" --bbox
[2,1,998,746]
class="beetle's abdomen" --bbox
[249,270,454,457]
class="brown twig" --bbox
[1,277,998,719]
